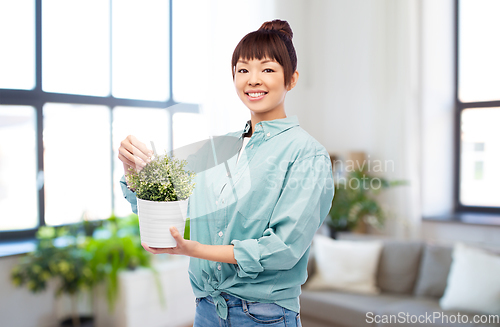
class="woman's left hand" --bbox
[141,226,199,256]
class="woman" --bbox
[118,19,334,327]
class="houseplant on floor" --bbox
[10,214,160,327]
[125,151,195,248]
[85,213,162,315]
[11,225,96,327]
[327,167,407,239]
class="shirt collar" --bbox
[240,115,300,140]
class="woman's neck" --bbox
[250,109,286,137]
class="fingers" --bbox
[118,147,146,172]
[118,135,154,171]
[128,135,154,158]
[170,226,180,239]
[170,227,186,245]
[121,136,151,164]
[141,243,176,254]
[118,152,139,172]
[140,228,181,255]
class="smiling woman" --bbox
[231,21,299,127]
[119,19,333,327]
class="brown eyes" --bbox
[237,68,275,73]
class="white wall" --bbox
[275,0,378,153]
[276,0,423,238]
[275,0,500,244]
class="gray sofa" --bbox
[299,238,499,327]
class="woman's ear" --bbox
[287,70,299,91]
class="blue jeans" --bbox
[193,292,302,327]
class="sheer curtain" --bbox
[172,0,277,148]
[370,0,423,239]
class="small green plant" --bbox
[126,153,196,202]
[11,226,96,327]
[10,214,162,326]
[84,214,163,312]
[328,168,407,236]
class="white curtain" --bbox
[368,0,423,239]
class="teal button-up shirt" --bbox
[120,115,334,320]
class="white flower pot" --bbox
[137,198,189,248]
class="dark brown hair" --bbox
[231,19,297,87]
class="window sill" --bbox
[0,238,37,258]
[423,212,500,227]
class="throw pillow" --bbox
[440,242,500,315]
[304,234,383,294]
[376,240,423,294]
[414,243,453,298]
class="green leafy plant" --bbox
[10,213,162,326]
[84,214,163,312]
[126,153,196,202]
[11,226,96,327]
[327,168,407,237]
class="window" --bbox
[0,0,198,240]
[455,0,500,213]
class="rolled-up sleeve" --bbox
[120,175,138,215]
[231,154,335,277]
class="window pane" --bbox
[112,107,170,216]
[43,104,111,225]
[460,107,500,207]
[172,112,209,150]
[42,0,110,96]
[172,0,210,104]
[112,0,169,101]
[459,0,500,102]
[0,106,38,231]
[0,0,35,90]
[172,0,275,136]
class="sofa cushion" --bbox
[414,244,453,298]
[300,290,410,327]
[304,235,383,294]
[440,242,500,315]
[376,240,423,294]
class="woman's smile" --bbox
[245,89,268,101]
[234,58,289,115]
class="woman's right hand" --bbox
[118,135,154,175]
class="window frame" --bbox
[0,0,198,241]
[453,0,500,215]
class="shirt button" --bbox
[250,144,253,149]
[215,200,218,205]
[267,132,270,137]
[217,264,222,271]
[226,171,229,177]
[219,231,223,237]
[221,199,225,204]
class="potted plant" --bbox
[85,214,161,313]
[11,225,96,327]
[125,152,195,248]
[327,167,408,239]
[10,214,161,327]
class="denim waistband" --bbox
[205,292,249,306]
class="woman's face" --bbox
[234,57,291,115]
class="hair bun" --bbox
[258,19,293,40]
